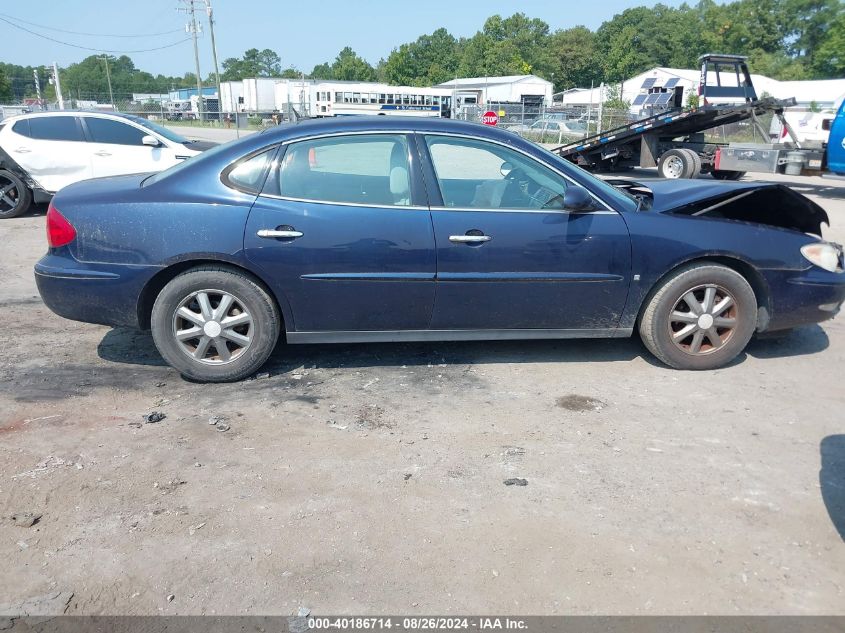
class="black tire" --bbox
[712,169,746,181]
[679,149,702,178]
[151,266,281,382]
[657,149,693,179]
[639,263,757,370]
[0,169,32,219]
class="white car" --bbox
[0,111,214,218]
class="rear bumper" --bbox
[35,253,159,329]
[762,267,845,331]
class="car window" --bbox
[85,118,148,145]
[28,116,84,142]
[120,114,189,144]
[424,135,568,211]
[265,134,411,207]
[224,148,275,193]
[11,120,29,137]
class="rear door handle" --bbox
[14,147,31,153]
[257,229,304,239]
[449,234,492,244]
[94,151,112,157]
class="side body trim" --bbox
[287,328,633,344]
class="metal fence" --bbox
[2,93,313,130]
[3,93,777,146]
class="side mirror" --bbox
[562,186,596,211]
[142,135,161,147]
[821,118,832,131]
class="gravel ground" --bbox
[0,169,843,616]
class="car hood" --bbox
[181,140,218,152]
[615,179,830,236]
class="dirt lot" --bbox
[1,170,844,616]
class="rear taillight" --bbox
[46,203,76,248]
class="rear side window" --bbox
[28,117,83,142]
[266,134,411,207]
[12,119,31,137]
[223,148,275,193]
[85,118,148,145]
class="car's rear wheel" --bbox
[151,266,280,382]
[639,263,757,370]
[0,170,32,219]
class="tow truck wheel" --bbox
[657,149,695,179]
[0,170,32,219]
[712,169,746,181]
[679,149,702,179]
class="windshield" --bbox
[537,145,638,212]
[121,114,190,144]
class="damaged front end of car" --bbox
[609,179,830,237]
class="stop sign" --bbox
[481,110,499,126]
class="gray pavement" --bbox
[1,165,843,615]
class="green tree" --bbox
[280,67,302,79]
[309,62,334,80]
[457,13,553,78]
[221,48,283,80]
[330,47,377,81]
[0,67,12,103]
[383,28,460,86]
[811,9,845,77]
[548,26,602,90]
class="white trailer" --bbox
[219,81,244,113]
[242,78,278,112]
[273,79,313,118]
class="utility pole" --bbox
[32,69,43,110]
[179,0,204,121]
[100,56,115,110]
[52,62,64,110]
[203,0,222,123]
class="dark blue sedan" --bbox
[35,117,845,381]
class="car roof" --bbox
[260,116,524,144]
[5,110,143,123]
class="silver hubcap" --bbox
[669,284,738,355]
[172,290,253,365]
[0,177,19,212]
[664,155,685,178]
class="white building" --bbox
[435,75,554,107]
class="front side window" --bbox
[86,118,148,145]
[27,116,83,142]
[425,136,569,211]
[267,134,411,207]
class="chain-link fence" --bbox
[2,92,314,131]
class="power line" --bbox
[0,12,183,38]
[0,16,193,53]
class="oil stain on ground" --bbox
[556,394,605,412]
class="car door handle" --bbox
[449,234,492,244]
[94,151,112,157]
[14,147,31,153]
[257,229,304,239]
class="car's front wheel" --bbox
[639,263,757,370]
[151,266,281,382]
[0,170,32,219]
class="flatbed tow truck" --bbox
[554,54,845,181]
